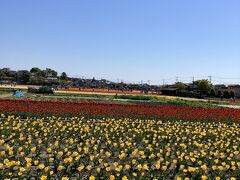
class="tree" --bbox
[91,77,96,82]
[0,70,5,81]
[30,67,41,74]
[173,82,187,91]
[45,68,58,77]
[195,80,212,94]
[223,91,230,99]
[210,89,216,97]
[41,70,48,78]
[16,70,30,84]
[0,68,16,82]
[217,91,222,98]
[60,72,68,80]
[230,91,235,98]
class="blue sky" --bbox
[0,0,240,84]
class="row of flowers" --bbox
[0,99,240,122]
[0,115,239,179]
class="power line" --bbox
[212,76,240,80]
[69,75,240,86]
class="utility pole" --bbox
[162,79,165,87]
[176,76,178,83]
[208,76,212,83]
[192,76,194,83]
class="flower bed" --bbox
[0,99,240,122]
[0,116,239,179]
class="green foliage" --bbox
[210,89,216,97]
[30,67,41,73]
[0,90,11,95]
[177,91,202,99]
[195,80,212,94]
[28,87,54,94]
[217,91,223,98]
[45,68,58,77]
[173,82,187,91]
[60,72,68,80]
[223,91,230,99]
[230,91,235,98]
[28,87,39,93]
[115,94,155,101]
[38,87,54,94]
[16,70,30,84]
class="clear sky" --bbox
[0,0,240,85]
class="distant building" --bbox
[214,84,227,89]
[1,68,11,72]
[186,83,198,91]
[228,85,240,98]
[213,84,240,98]
[161,87,179,96]
[47,76,58,80]
[214,84,228,94]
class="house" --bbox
[214,84,227,90]
[228,85,240,98]
[186,83,198,91]
[46,76,58,80]
[214,84,228,95]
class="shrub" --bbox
[28,87,54,94]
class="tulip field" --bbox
[0,99,240,179]
[1,99,240,122]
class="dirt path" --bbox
[218,104,240,109]
[0,93,12,99]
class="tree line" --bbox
[0,67,236,99]
[0,67,68,86]
[171,80,235,99]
